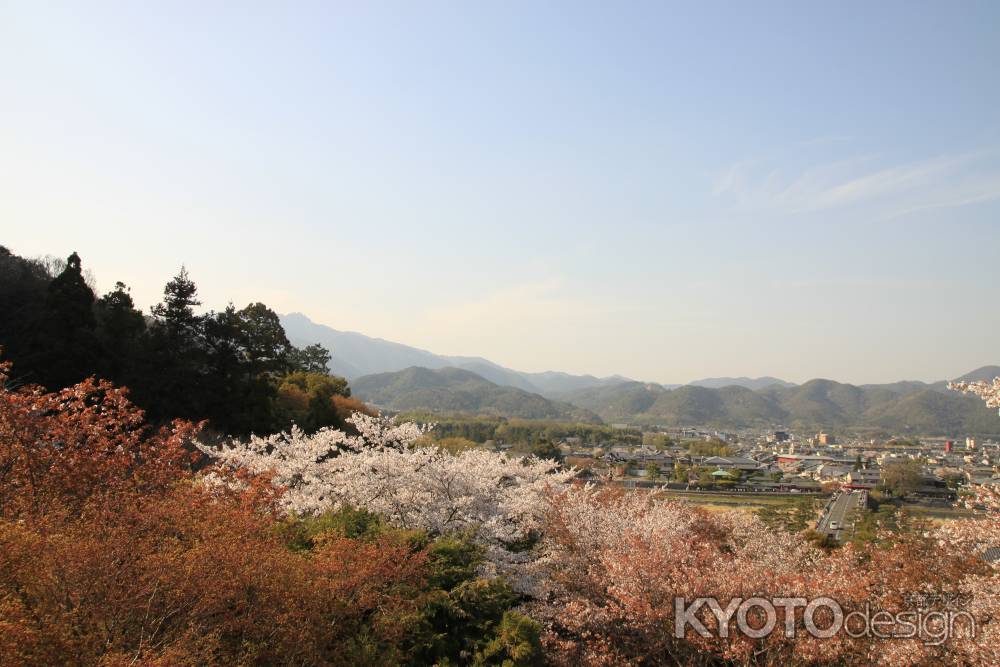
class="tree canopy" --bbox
[0,247,346,437]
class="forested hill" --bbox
[280,312,631,395]
[351,367,602,423]
[0,246,359,437]
[559,371,1000,435]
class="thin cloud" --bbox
[713,148,1000,218]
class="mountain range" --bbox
[282,313,636,396]
[350,367,601,423]
[281,313,793,395]
[557,368,1000,434]
[689,376,796,390]
[282,313,1000,435]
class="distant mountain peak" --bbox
[688,376,796,390]
[954,366,1000,383]
[280,313,997,434]
[279,312,634,397]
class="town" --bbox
[462,422,1000,543]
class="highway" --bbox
[816,490,865,540]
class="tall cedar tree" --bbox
[31,253,100,389]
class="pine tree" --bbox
[151,266,201,344]
[136,267,208,422]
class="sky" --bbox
[2,1,999,385]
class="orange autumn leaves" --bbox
[0,363,430,666]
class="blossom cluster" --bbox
[198,413,575,576]
[531,485,1000,666]
[947,377,1000,413]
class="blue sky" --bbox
[2,1,999,384]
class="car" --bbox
[829,521,839,530]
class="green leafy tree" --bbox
[529,439,563,463]
[402,534,543,666]
[288,343,332,374]
[472,611,544,667]
[880,460,924,497]
[275,371,352,432]
[643,432,674,449]
[687,439,735,457]
[235,302,292,379]
[429,436,478,454]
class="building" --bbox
[814,464,851,482]
[846,469,881,489]
[818,432,835,445]
[967,437,977,450]
[702,456,760,472]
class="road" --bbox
[816,490,865,540]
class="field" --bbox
[894,502,974,523]
[653,490,822,514]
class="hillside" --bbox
[280,313,630,396]
[955,365,1000,383]
[688,376,795,390]
[283,310,1000,434]
[553,381,667,421]
[562,373,1000,435]
[351,367,602,423]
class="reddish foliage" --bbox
[0,361,198,520]
[0,364,431,665]
[533,485,996,666]
[332,394,375,421]
[0,486,428,666]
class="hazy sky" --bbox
[3,1,999,385]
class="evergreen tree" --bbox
[95,281,146,383]
[137,267,208,422]
[32,252,100,388]
[288,343,332,374]
[0,248,359,439]
[151,266,201,344]
[235,302,292,380]
[0,247,52,384]
[200,305,250,435]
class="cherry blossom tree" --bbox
[198,413,576,576]
[948,377,1000,413]
[531,484,997,666]
[935,379,1000,664]
[530,485,824,665]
